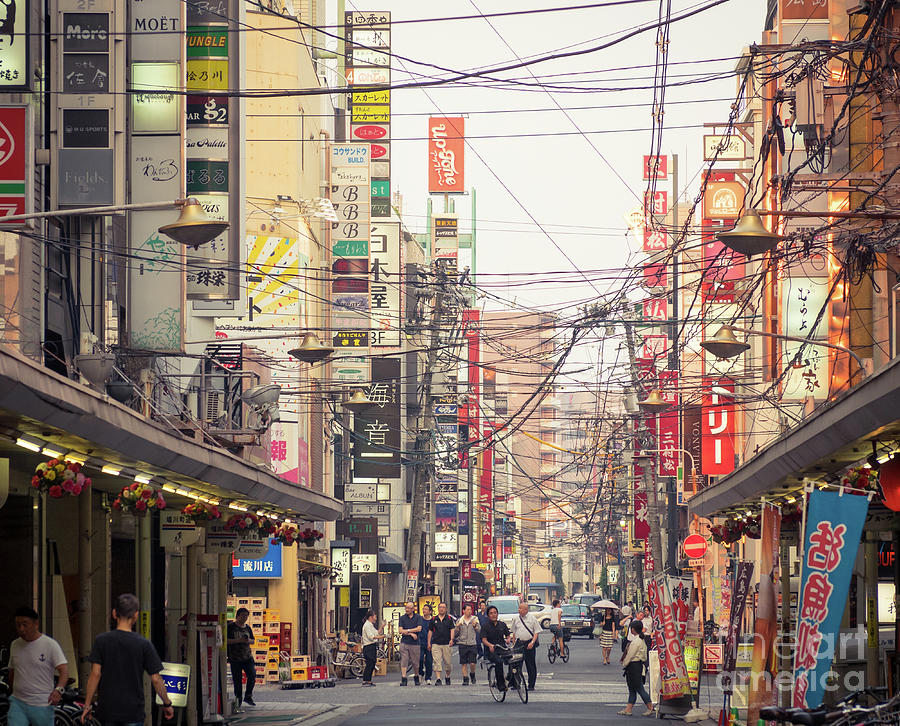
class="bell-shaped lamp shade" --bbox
[158,198,229,248]
[343,388,376,413]
[715,210,782,257]
[638,389,670,413]
[878,455,900,512]
[700,326,751,360]
[288,332,334,363]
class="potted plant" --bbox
[113,482,166,514]
[31,459,91,499]
[224,512,261,535]
[271,523,299,546]
[181,501,221,524]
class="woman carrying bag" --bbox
[617,620,654,717]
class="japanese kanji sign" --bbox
[721,560,754,695]
[353,357,401,477]
[648,578,690,699]
[792,489,869,708]
[701,378,735,476]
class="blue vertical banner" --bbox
[792,489,869,708]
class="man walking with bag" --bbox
[510,601,539,691]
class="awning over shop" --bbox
[0,348,342,521]
[690,354,900,517]
[378,550,405,573]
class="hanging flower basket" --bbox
[710,513,761,545]
[224,512,262,535]
[113,482,166,515]
[181,501,221,524]
[299,528,324,547]
[31,459,91,499]
[841,466,880,497]
[781,501,803,528]
[271,523,299,546]
[258,518,278,537]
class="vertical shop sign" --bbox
[701,378,735,476]
[721,561,754,695]
[0,106,29,221]
[792,489,869,708]
[369,221,401,346]
[480,432,494,565]
[353,357,401,477]
[432,213,458,261]
[0,0,28,90]
[748,502,782,726]
[643,155,667,180]
[345,11,391,216]
[658,371,680,477]
[781,276,829,401]
[428,117,465,193]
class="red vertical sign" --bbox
[428,117,465,193]
[658,371,680,477]
[701,378,735,476]
[0,106,28,222]
[481,430,493,565]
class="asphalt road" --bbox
[249,634,727,725]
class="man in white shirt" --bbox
[8,606,68,726]
[360,610,384,687]
[548,600,564,654]
[510,602,540,690]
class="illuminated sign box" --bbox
[131,62,181,133]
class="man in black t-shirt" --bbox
[480,606,512,691]
[226,608,256,708]
[82,594,173,726]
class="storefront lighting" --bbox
[41,445,66,458]
[256,510,266,516]
[877,452,894,464]
[162,484,177,493]
[15,436,43,452]
[65,452,88,465]
[786,496,796,503]
[228,503,248,512]
[284,518,292,524]
[134,474,152,485]
[207,498,220,506]
[101,465,121,476]
[176,488,190,496]
[185,491,201,500]
[619,518,627,528]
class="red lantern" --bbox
[879,457,900,511]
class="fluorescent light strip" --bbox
[162,484,177,493]
[42,446,66,458]
[228,503,248,512]
[65,452,88,465]
[175,488,190,496]
[15,437,42,452]
[101,465,121,476]
[134,474,152,485]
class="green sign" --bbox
[333,239,368,257]
[186,160,229,194]
[371,179,390,197]
[186,27,229,58]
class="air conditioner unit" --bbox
[205,390,223,423]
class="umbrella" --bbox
[590,599,620,610]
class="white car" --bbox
[487,595,522,628]
[528,602,552,630]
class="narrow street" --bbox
[245,635,726,725]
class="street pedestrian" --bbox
[548,599,563,655]
[599,608,618,664]
[7,606,68,726]
[453,603,480,685]
[82,593,174,726]
[509,601,539,691]
[475,600,489,660]
[418,603,433,684]
[618,605,634,653]
[360,610,385,687]
[397,601,423,686]
[226,607,256,708]
[480,606,512,692]
[428,602,454,686]
[617,620,653,717]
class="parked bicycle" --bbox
[547,632,569,664]
[317,637,365,679]
[484,644,528,705]
[760,687,894,726]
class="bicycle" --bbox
[759,687,895,726]
[547,630,569,664]
[485,644,528,705]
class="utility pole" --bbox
[406,260,448,576]
[622,321,666,578]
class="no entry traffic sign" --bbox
[683,533,708,559]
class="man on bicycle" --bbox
[548,600,563,655]
[480,606,512,692]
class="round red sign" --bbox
[353,125,387,140]
[683,534,708,559]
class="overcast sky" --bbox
[338,0,767,380]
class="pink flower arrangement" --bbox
[181,501,221,523]
[32,459,91,498]
[113,482,166,514]
[224,512,261,534]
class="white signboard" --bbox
[155,663,191,708]
[205,522,240,553]
[703,134,748,161]
[369,221,401,347]
[351,553,378,573]
[0,0,27,89]
[346,481,377,502]
[332,547,350,586]
[236,536,269,560]
[160,512,201,550]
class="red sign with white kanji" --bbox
[0,106,27,223]
[701,377,735,476]
[643,155,668,181]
